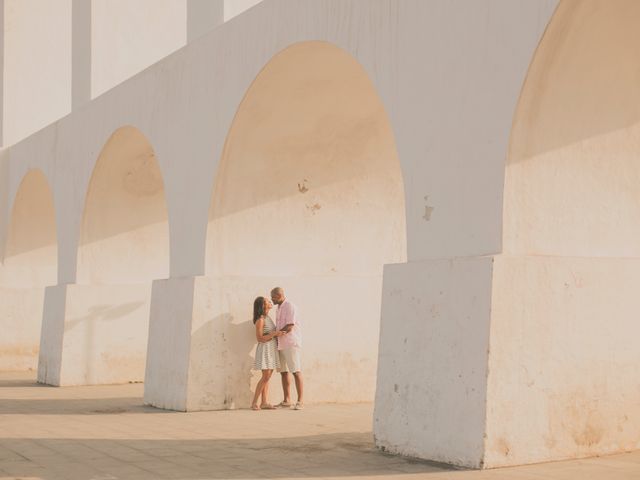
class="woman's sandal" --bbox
[260,403,276,410]
[251,404,260,410]
[276,401,292,408]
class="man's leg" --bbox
[293,371,304,404]
[281,372,291,404]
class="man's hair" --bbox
[271,287,284,296]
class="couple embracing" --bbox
[251,287,303,411]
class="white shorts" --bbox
[278,347,302,373]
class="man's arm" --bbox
[279,303,296,333]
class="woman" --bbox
[251,296,284,410]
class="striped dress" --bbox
[254,315,280,370]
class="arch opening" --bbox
[0,169,57,370]
[504,0,640,256]
[200,41,407,407]
[77,126,169,284]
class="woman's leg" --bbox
[252,371,269,409]
[260,370,273,406]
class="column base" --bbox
[37,282,151,386]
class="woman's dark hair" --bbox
[253,296,266,324]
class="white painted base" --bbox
[485,255,640,467]
[374,257,494,469]
[144,277,195,411]
[37,283,151,386]
[145,273,386,411]
[375,255,640,469]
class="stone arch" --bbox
[198,41,407,407]
[0,169,57,370]
[77,125,169,284]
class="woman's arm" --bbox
[254,317,281,343]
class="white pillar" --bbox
[187,0,223,43]
[71,0,91,109]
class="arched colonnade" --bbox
[2,0,636,470]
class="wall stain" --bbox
[306,203,322,214]
[297,179,309,193]
[423,195,434,221]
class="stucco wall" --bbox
[91,0,187,99]
[0,169,56,370]
[486,256,640,467]
[375,257,494,468]
[492,0,640,466]
[77,126,169,285]
[504,0,640,257]
[187,41,406,409]
[3,0,72,146]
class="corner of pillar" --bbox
[143,276,198,411]
[37,283,69,386]
[374,256,495,469]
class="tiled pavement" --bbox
[0,371,638,480]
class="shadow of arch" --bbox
[0,169,57,370]
[196,41,407,408]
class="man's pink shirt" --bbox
[276,300,301,350]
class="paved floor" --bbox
[0,371,638,480]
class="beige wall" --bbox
[493,0,640,467]
[504,0,640,256]
[77,126,168,285]
[192,41,406,408]
[0,169,56,370]
[487,256,640,467]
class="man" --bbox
[271,287,304,410]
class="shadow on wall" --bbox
[66,302,147,331]
[190,314,255,409]
[60,289,150,385]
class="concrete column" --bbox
[72,0,91,109]
[144,276,196,411]
[0,0,4,147]
[37,284,67,385]
[187,0,223,43]
[374,257,494,468]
